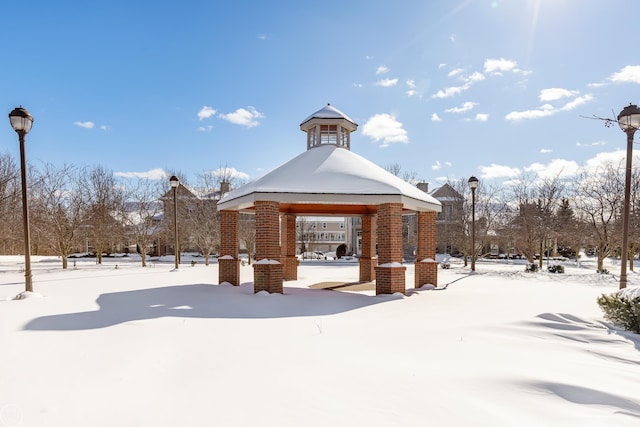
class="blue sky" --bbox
[1,0,639,188]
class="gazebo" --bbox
[216,104,442,295]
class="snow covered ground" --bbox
[1,254,639,426]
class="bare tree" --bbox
[30,163,87,269]
[80,165,126,263]
[573,165,623,272]
[0,153,21,254]
[120,178,164,267]
[239,213,255,264]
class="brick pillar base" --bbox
[359,256,377,282]
[253,262,284,294]
[283,255,298,281]
[218,257,240,286]
[375,265,407,295]
[414,259,438,288]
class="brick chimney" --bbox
[416,182,428,193]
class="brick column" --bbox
[375,203,406,295]
[253,201,283,293]
[359,214,377,282]
[218,210,240,286]
[281,213,298,280]
[415,211,438,288]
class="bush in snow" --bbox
[525,263,539,273]
[597,288,640,334]
[547,264,565,274]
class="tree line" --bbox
[0,153,248,269]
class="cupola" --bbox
[299,103,358,150]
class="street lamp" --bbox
[616,104,640,289]
[8,106,34,292]
[468,176,479,272]
[169,175,180,270]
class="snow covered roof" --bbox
[299,104,357,128]
[217,144,441,214]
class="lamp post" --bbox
[468,176,479,272]
[616,104,640,289]
[169,175,180,270]
[8,107,34,292]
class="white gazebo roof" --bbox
[217,144,441,215]
[299,104,357,128]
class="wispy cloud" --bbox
[115,168,167,180]
[431,113,442,122]
[473,113,489,122]
[74,121,95,129]
[197,106,217,121]
[219,107,265,128]
[540,148,552,154]
[406,80,418,97]
[375,78,399,87]
[539,88,579,102]
[576,140,607,147]
[445,101,477,113]
[505,94,593,121]
[197,125,213,132]
[362,113,409,147]
[376,65,389,75]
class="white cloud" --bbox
[376,65,389,75]
[432,83,471,99]
[505,94,594,122]
[505,105,554,121]
[467,72,485,83]
[115,168,167,180]
[431,161,452,171]
[219,106,265,128]
[353,83,363,88]
[474,113,489,122]
[257,34,267,40]
[197,125,213,132]
[448,68,464,78]
[560,94,594,111]
[484,58,517,74]
[208,167,250,181]
[375,78,399,87]
[583,149,628,172]
[524,158,580,179]
[576,140,607,147]
[445,102,477,113]
[479,163,521,179]
[100,125,108,131]
[539,88,578,102]
[609,65,640,84]
[74,121,94,129]
[362,113,409,147]
[197,106,217,121]
[540,148,552,154]
[431,113,442,122]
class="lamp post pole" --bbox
[170,175,180,270]
[468,176,479,272]
[617,104,640,289]
[8,107,34,292]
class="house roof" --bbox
[217,144,441,215]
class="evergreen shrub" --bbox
[547,264,565,273]
[525,263,539,273]
[597,290,640,333]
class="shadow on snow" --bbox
[23,282,395,331]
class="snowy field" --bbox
[1,254,639,427]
